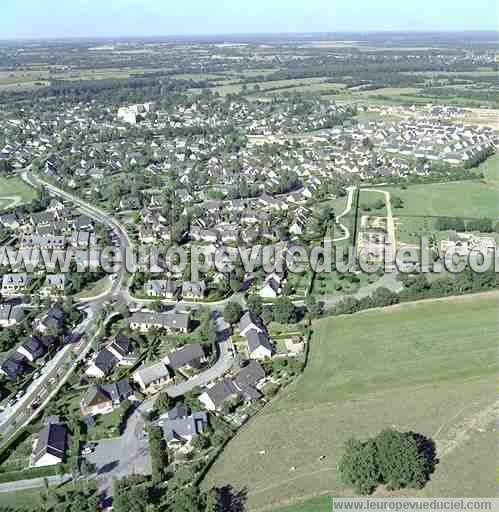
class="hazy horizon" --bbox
[2,0,498,40]
[0,30,498,43]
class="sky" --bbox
[1,0,497,39]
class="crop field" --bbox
[0,81,49,92]
[0,70,49,91]
[262,82,347,97]
[211,77,338,96]
[203,292,499,510]
[0,176,38,209]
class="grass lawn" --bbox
[0,176,38,209]
[202,292,498,510]
[312,270,375,299]
[381,173,499,244]
[315,194,349,218]
[273,496,331,512]
[478,152,499,182]
[86,407,123,441]
[74,276,111,300]
[287,272,309,297]
[359,190,387,217]
[0,480,98,510]
[355,111,404,123]
[0,431,33,473]
[0,487,45,509]
[384,179,498,223]
[211,77,334,96]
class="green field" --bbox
[381,170,499,243]
[479,152,499,182]
[273,496,331,512]
[203,293,498,510]
[0,176,37,209]
[359,189,388,216]
[386,180,497,224]
[74,276,111,300]
[0,487,45,509]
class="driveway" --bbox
[166,339,235,398]
[84,407,151,495]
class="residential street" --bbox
[166,338,235,397]
[0,172,134,449]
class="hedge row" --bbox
[0,464,58,483]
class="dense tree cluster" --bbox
[338,430,437,495]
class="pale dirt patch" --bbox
[435,400,499,459]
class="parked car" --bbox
[82,445,94,455]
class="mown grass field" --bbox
[0,176,38,209]
[0,487,45,509]
[381,159,499,244]
[273,496,331,512]
[479,151,499,182]
[385,178,498,220]
[203,293,498,510]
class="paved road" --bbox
[125,291,246,312]
[0,311,92,436]
[0,172,133,448]
[166,338,235,398]
[0,474,72,494]
[23,170,133,301]
[0,311,107,441]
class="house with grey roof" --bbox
[85,348,117,379]
[199,379,239,412]
[31,422,67,467]
[17,336,46,362]
[1,273,32,297]
[36,306,65,334]
[85,334,134,379]
[0,304,24,327]
[145,279,179,299]
[181,280,206,300]
[164,343,205,371]
[159,410,209,448]
[233,361,266,398]
[0,353,30,381]
[132,361,173,395]
[128,311,190,333]
[246,330,274,360]
[239,311,266,337]
[80,379,133,417]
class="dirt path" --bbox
[434,399,498,459]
